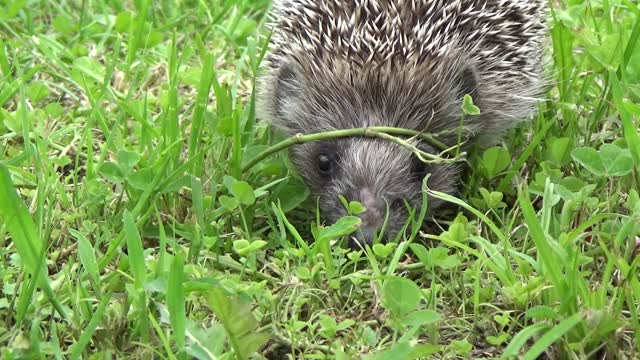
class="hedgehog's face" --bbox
[290,138,459,248]
[262,61,470,247]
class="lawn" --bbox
[1,0,640,359]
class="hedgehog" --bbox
[258,0,547,247]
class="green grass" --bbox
[1,0,640,359]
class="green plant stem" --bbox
[242,127,463,173]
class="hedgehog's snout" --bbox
[349,188,386,248]
[358,188,384,227]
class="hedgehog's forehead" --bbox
[342,138,413,169]
[336,138,417,190]
[293,61,453,131]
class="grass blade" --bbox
[123,210,146,287]
[168,252,187,357]
[71,228,103,298]
[609,70,640,167]
[517,184,564,294]
[188,53,214,175]
[123,209,149,342]
[0,163,66,319]
[205,287,270,360]
[522,313,583,360]
[503,323,549,358]
[69,292,112,360]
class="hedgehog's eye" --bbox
[411,156,429,178]
[317,154,332,175]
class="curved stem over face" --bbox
[241,126,467,174]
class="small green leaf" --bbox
[494,313,511,327]
[405,309,441,327]
[219,195,239,211]
[349,201,367,215]
[128,168,154,190]
[318,314,338,338]
[114,11,134,33]
[117,150,140,177]
[338,195,350,210]
[462,94,481,115]
[205,288,270,360]
[571,147,604,176]
[482,147,511,179]
[1,108,19,132]
[272,179,310,213]
[557,176,588,193]
[487,332,509,346]
[71,56,105,84]
[546,137,573,166]
[52,15,77,34]
[144,29,164,48]
[160,175,191,194]
[99,162,124,183]
[435,254,461,269]
[381,277,422,318]
[410,344,441,358]
[442,222,467,243]
[223,176,256,206]
[336,319,355,331]
[372,243,396,258]
[368,342,413,360]
[479,188,504,209]
[184,323,226,359]
[450,339,473,355]
[347,250,363,261]
[420,247,461,269]
[409,243,430,266]
[233,239,250,253]
[295,266,311,279]
[316,216,362,243]
[251,240,268,250]
[44,103,63,117]
[28,82,50,104]
[525,306,559,321]
[6,0,28,18]
[600,144,634,177]
[233,239,267,256]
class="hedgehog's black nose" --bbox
[349,226,378,250]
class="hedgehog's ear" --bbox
[456,64,479,101]
[274,63,303,119]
